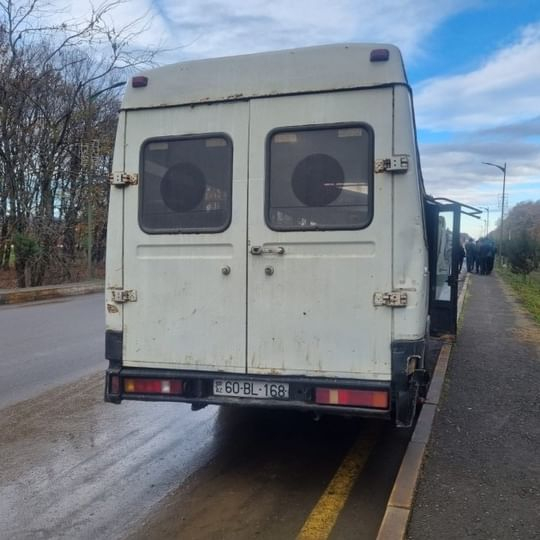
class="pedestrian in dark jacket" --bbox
[475,239,484,273]
[485,240,496,274]
[458,244,465,273]
[477,238,491,275]
[465,239,476,272]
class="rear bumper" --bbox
[104,331,426,425]
[105,366,392,419]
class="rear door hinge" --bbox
[375,155,409,174]
[373,291,408,307]
[111,289,137,303]
[109,172,139,187]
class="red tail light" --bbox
[124,378,183,395]
[315,388,388,409]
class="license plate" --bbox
[213,379,289,400]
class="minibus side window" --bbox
[139,135,232,233]
[266,125,373,231]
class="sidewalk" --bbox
[407,273,540,539]
[0,280,104,305]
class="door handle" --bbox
[250,246,285,255]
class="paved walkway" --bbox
[407,273,540,539]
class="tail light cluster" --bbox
[315,387,388,409]
[123,378,183,395]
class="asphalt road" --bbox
[1,377,409,540]
[0,294,421,540]
[0,293,106,408]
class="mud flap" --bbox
[396,381,419,428]
[392,339,425,428]
[416,369,430,399]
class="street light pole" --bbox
[482,161,507,261]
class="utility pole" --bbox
[482,162,507,262]
[481,207,490,236]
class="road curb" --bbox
[376,273,470,540]
[0,281,104,305]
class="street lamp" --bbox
[482,161,507,261]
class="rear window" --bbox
[139,135,232,233]
[266,125,373,231]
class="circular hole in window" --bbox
[160,162,206,212]
[291,153,344,206]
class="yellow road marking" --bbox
[296,427,379,540]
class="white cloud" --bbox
[413,21,540,220]
[415,22,540,132]
[148,0,472,62]
[419,138,540,222]
[33,0,474,64]
[45,0,168,50]
[31,0,538,220]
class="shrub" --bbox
[506,230,539,278]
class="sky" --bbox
[65,0,540,237]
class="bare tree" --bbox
[0,0,160,286]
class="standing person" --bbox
[475,239,482,273]
[458,243,466,273]
[477,238,490,275]
[474,238,484,274]
[485,239,496,274]
[465,238,476,272]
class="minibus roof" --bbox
[121,43,407,110]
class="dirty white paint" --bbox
[121,43,406,111]
[109,44,428,382]
[122,102,249,373]
[246,90,393,379]
[105,111,126,333]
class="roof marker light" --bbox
[132,76,148,88]
[370,49,390,62]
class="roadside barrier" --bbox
[0,281,104,305]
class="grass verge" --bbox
[497,268,540,325]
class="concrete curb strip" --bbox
[0,281,104,305]
[376,273,470,540]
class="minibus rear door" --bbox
[121,102,250,372]
[246,90,394,379]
